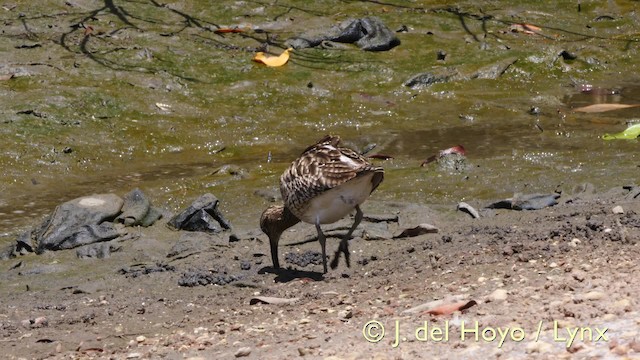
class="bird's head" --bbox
[260,205,301,269]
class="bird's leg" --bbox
[269,235,280,269]
[316,222,328,274]
[331,205,363,269]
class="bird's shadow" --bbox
[258,266,324,283]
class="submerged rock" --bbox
[285,17,400,51]
[403,69,458,89]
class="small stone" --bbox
[583,291,605,301]
[612,205,624,214]
[136,335,146,343]
[338,308,353,320]
[126,353,142,359]
[612,343,629,356]
[570,238,581,247]
[548,262,558,268]
[489,289,508,302]
[234,347,251,357]
[33,316,48,327]
[579,263,592,272]
[571,270,586,282]
[526,341,553,353]
[613,298,632,312]
[567,342,584,353]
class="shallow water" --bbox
[1,1,639,243]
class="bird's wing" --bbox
[280,137,376,213]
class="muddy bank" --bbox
[0,183,638,359]
[1,0,640,240]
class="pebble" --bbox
[583,291,605,301]
[570,238,581,247]
[21,316,48,328]
[126,353,142,359]
[613,298,632,312]
[525,341,553,353]
[136,335,146,343]
[488,289,508,302]
[234,347,252,357]
[338,308,353,320]
[571,270,586,282]
[612,205,624,214]
[611,343,629,356]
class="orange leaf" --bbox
[573,103,640,113]
[421,300,477,316]
[214,28,244,34]
[510,23,542,35]
[253,48,292,67]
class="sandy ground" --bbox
[1,185,639,360]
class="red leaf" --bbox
[421,300,477,316]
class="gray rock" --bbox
[76,241,120,259]
[115,188,149,226]
[285,17,400,51]
[34,194,124,253]
[167,194,231,233]
[403,69,458,89]
[116,188,162,227]
[457,202,480,219]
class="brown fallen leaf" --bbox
[421,300,477,316]
[214,28,244,34]
[573,103,640,113]
[510,23,542,35]
[393,223,439,238]
[249,296,299,305]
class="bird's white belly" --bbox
[299,173,375,225]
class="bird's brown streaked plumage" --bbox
[260,135,384,273]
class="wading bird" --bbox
[260,135,384,273]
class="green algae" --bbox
[1,0,639,242]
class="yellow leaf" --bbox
[253,48,292,67]
[573,103,640,113]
